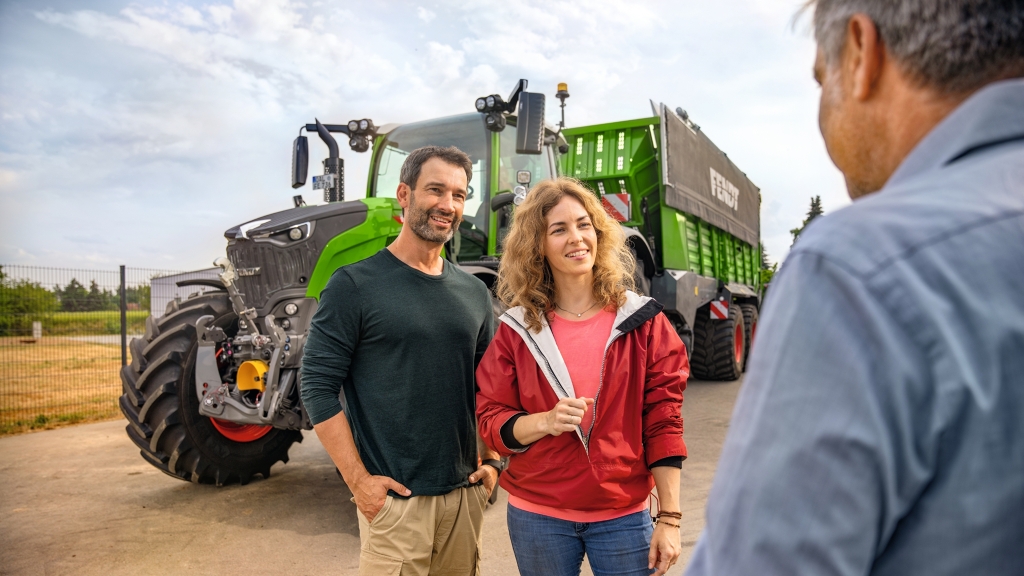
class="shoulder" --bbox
[337,250,392,281]
[448,264,490,293]
[793,149,1024,281]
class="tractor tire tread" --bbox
[118,292,299,486]
[739,303,759,372]
[690,303,745,381]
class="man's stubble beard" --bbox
[407,190,461,244]
[819,63,886,200]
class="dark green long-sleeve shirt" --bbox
[300,249,493,496]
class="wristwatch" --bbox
[481,458,507,476]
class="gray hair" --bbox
[399,145,473,190]
[809,0,1024,94]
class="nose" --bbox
[567,225,583,244]
[437,191,455,214]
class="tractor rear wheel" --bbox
[740,303,759,372]
[690,302,745,381]
[119,292,301,485]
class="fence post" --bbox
[120,265,127,367]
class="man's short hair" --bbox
[399,146,473,190]
[809,0,1024,94]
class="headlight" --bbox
[475,98,486,111]
[284,303,299,316]
[347,120,359,132]
[288,228,303,241]
[486,95,495,109]
[359,119,369,131]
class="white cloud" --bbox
[1,0,845,271]
[417,7,436,23]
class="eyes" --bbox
[425,185,466,203]
[550,220,592,235]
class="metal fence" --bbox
[0,264,220,434]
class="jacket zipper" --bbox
[504,316,593,458]
[583,330,625,446]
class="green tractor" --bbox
[120,80,762,485]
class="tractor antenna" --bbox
[556,83,570,132]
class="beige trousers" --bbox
[356,484,488,576]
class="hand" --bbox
[648,522,682,575]
[351,473,410,523]
[542,397,595,436]
[469,464,499,497]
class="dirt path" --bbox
[0,377,742,576]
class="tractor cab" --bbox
[368,112,559,263]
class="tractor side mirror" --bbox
[292,135,309,189]
[516,92,545,155]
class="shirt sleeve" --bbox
[476,323,531,456]
[686,251,934,576]
[474,292,495,372]
[300,269,361,426]
[641,312,688,466]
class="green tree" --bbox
[126,284,151,311]
[86,280,118,311]
[758,242,778,290]
[0,266,61,335]
[56,278,89,312]
[790,195,825,247]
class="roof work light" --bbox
[345,119,376,152]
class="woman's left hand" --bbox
[648,522,681,575]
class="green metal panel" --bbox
[305,197,403,299]
[560,115,759,292]
[561,118,661,230]
[488,130,501,256]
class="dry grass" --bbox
[0,336,128,435]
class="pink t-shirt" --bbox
[508,308,649,522]
[549,309,616,431]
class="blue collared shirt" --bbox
[686,79,1024,576]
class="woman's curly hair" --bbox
[496,177,636,333]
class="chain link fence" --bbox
[0,264,220,434]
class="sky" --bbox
[0,0,850,274]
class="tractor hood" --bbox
[224,200,368,240]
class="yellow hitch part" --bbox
[236,360,268,392]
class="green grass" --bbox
[1,310,149,336]
[0,411,108,436]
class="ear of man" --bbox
[844,14,885,102]
[396,182,412,211]
[830,13,970,198]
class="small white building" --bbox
[150,268,222,317]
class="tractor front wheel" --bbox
[119,292,301,485]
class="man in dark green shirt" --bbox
[301,146,498,575]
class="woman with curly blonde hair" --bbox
[477,177,689,576]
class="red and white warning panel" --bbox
[601,193,631,222]
[710,299,729,320]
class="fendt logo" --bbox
[237,267,262,277]
[709,167,739,211]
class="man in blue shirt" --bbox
[687,2,1024,575]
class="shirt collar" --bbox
[886,78,1024,189]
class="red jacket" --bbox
[476,292,688,512]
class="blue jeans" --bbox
[507,504,655,576]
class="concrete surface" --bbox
[0,377,742,576]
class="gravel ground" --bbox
[0,377,742,576]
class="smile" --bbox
[565,249,589,259]
[430,215,453,226]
